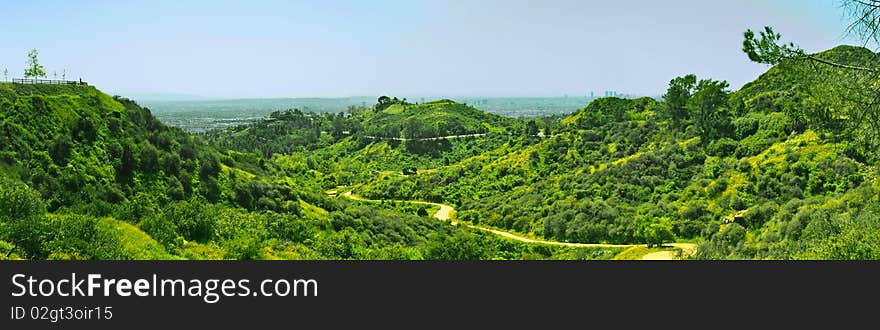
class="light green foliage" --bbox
[23,49,46,78]
[0,84,592,260]
[343,47,880,259]
[3,41,880,259]
[642,217,675,248]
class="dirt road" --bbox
[340,191,697,259]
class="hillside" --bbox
[3,45,879,260]
[352,46,880,259]
[205,98,535,189]
[0,83,611,260]
[356,99,518,139]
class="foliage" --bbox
[3,41,880,260]
[23,49,47,79]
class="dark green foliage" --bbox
[662,74,697,129]
[0,180,47,258]
[425,229,492,260]
[374,96,409,112]
[49,136,73,165]
[4,43,880,260]
[41,214,123,260]
[348,47,880,259]
[204,109,344,158]
[164,200,216,243]
[742,26,803,65]
[0,82,596,260]
[689,79,732,140]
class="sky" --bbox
[0,0,868,99]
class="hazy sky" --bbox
[0,0,866,98]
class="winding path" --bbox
[339,191,697,259]
[362,133,487,142]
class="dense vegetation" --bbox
[0,83,614,260]
[353,46,880,259]
[2,45,879,260]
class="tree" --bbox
[662,74,697,129]
[425,231,489,260]
[330,113,348,137]
[743,25,877,71]
[642,217,675,248]
[23,49,46,78]
[376,96,392,111]
[742,26,803,66]
[403,117,428,139]
[841,0,880,47]
[138,143,160,174]
[49,136,73,166]
[742,1,880,149]
[688,78,731,140]
[2,68,7,82]
[526,120,539,137]
[374,95,409,112]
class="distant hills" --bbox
[2,45,878,260]
[352,45,880,259]
[0,82,594,260]
[141,96,624,133]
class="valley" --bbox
[338,190,695,259]
[2,46,880,260]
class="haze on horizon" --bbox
[0,0,866,99]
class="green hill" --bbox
[0,84,602,260]
[205,98,530,190]
[3,45,878,260]
[353,46,880,259]
[357,99,517,139]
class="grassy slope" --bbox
[1,84,626,260]
[347,46,880,259]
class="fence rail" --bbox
[11,78,87,85]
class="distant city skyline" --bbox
[0,0,867,98]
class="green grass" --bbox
[547,247,625,260]
[177,241,226,260]
[613,246,677,260]
[99,218,180,260]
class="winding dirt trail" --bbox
[340,191,697,259]
[362,133,488,142]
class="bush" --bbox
[164,200,217,243]
[139,213,182,249]
[707,138,737,157]
[0,180,47,258]
[42,214,124,260]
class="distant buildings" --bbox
[584,90,636,99]
[586,90,635,99]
